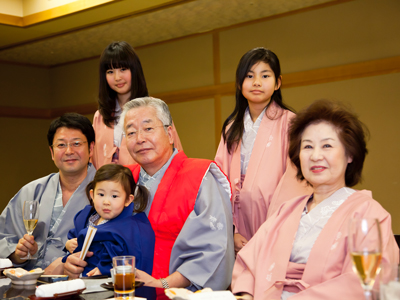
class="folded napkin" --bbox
[81,277,110,293]
[165,288,237,300]
[165,288,213,299]
[0,259,12,268]
[35,279,85,297]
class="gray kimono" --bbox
[0,165,96,270]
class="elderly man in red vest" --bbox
[64,97,234,292]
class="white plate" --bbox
[3,268,44,285]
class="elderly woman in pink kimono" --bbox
[215,47,310,253]
[231,99,399,300]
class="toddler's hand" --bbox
[87,267,101,277]
[65,238,78,253]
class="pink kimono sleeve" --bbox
[231,256,256,297]
[231,212,284,297]
[231,233,260,297]
[291,212,399,300]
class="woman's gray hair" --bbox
[120,97,173,133]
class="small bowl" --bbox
[0,267,13,279]
[3,268,44,285]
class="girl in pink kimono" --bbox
[215,47,310,252]
[231,99,399,300]
[92,41,183,169]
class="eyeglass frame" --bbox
[51,140,88,150]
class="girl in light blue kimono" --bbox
[62,164,154,277]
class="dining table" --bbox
[0,276,159,300]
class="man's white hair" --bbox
[120,97,173,133]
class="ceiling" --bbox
[0,0,338,67]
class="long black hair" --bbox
[98,41,149,127]
[86,164,148,213]
[221,47,292,153]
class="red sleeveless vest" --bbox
[127,151,213,279]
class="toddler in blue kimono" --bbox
[62,164,154,277]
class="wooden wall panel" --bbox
[137,35,214,94]
[168,98,215,159]
[219,0,400,82]
[0,118,56,212]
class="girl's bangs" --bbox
[101,51,131,71]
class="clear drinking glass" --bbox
[112,255,135,299]
[349,218,382,300]
[22,200,39,260]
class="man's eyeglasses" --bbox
[52,141,88,149]
[125,125,169,140]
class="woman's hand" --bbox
[86,267,101,277]
[135,269,162,288]
[10,234,38,264]
[63,251,93,279]
[135,270,190,288]
[234,233,248,253]
[65,238,78,254]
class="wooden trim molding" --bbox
[213,32,222,147]
[0,13,24,27]
[0,0,119,27]
[283,56,400,88]
[0,106,52,119]
[1,55,399,119]
[23,0,118,27]
[50,103,99,117]
[0,103,97,119]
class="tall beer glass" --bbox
[112,255,135,299]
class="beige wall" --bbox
[1,0,399,233]
[0,117,57,202]
[138,35,214,94]
[49,59,99,107]
[0,62,50,108]
[220,0,400,78]
[169,98,216,159]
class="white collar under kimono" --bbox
[88,213,109,226]
[240,106,267,175]
[289,187,356,264]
